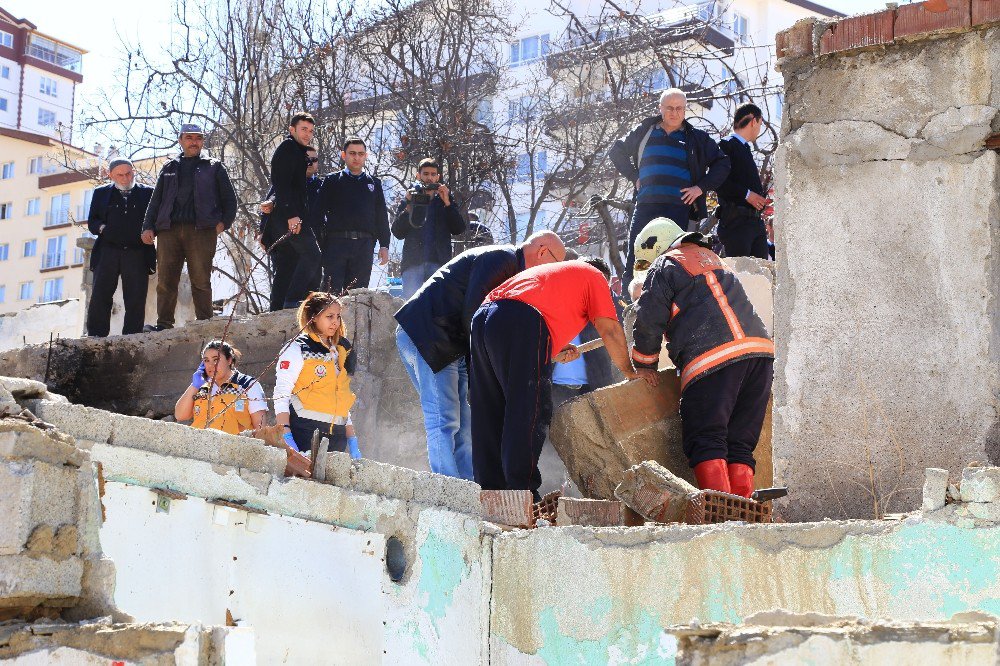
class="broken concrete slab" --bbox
[550,370,773,499]
[923,468,949,510]
[961,466,1000,504]
[615,460,699,523]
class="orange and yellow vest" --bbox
[191,371,260,435]
[289,333,356,425]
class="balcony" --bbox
[76,204,90,222]
[44,209,70,228]
[40,252,66,270]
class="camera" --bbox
[409,182,440,206]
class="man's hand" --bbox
[378,246,389,265]
[404,189,413,201]
[215,222,225,234]
[552,344,580,364]
[746,192,767,211]
[288,216,302,234]
[259,200,274,215]
[141,230,155,245]
[438,183,451,206]
[635,368,659,387]
[680,185,703,206]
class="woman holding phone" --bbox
[175,339,267,435]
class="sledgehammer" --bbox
[575,339,605,354]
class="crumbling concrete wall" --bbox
[773,8,1000,520]
[0,290,428,473]
[0,301,83,354]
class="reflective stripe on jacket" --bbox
[191,371,258,435]
[631,239,773,391]
[275,333,356,426]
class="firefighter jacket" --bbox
[191,370,266,435]
[631,236,773,391]
[274,332,356,428]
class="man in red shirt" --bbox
[469,257,654,498]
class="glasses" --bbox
[662,106,686,113]
[306,157,319,164]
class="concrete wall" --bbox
[0,300,82,353]
[772,12,1000,519]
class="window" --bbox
[79,189,94,221]
[0,244,7,260]
[26,198,40,216]
[37,108,56,127]
[19,282,33,301]
[515,151,547,182]
[39,76,57,97]
[775,92,784,121]
[0,30,12,48]
[0,98,7,112]
[0,286,5,304]
[27,36,82,73]
[41,277,63,302]
[46,192,70,226]
[733,13,748,43]
[1,162,12,179]
[28,157,43,174]
[0,65,8,79]
[43,236,66,269]
[23,239,36,258]
[0,202,11,219]
[510,34,550,67]
[508,96,536,123]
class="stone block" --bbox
[0,553,82,606]
[0,459,79,556]
[776,18,816,60]
[0,377,49,400]
[550,371,773,500]
[480,490,533,527]
[922,468,949,511]
[556,497,625,527]
[421,474,481,515]
[961,467,1000,503]
[323,451,353,487]
[0,421,85,467]
[351,458,417,501]
[614,461,698,523]
[895,0,971,39]
[973,0,1000,26]
[819,10,895,55]
[30,401,112,444]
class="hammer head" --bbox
[751,487,789,503]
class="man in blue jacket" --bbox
[394,231,565,479]
[391,158,467,299]
[86,159,154,337]
[609,88,730,294]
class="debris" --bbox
[686,491,772,525]
[615,461,699,523]
[922,468,948,511]
[556,497,626,527]
[480,490,534,528]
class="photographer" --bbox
[391,158,467,299]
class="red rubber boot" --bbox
[728,463,754,498]
[693,459,731,493]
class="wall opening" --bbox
[385,536,406,583]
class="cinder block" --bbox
[0,377,49,400]
[922,468,949,511]
[0,553,83,604]
[0,460,79,555]
[0,423,85,467]
[961,466,1000,503]
[819,11,895,55]
[615,461,699,523]
[556,497,625,527]
[776,18,816,60]
[895,0,971,40]
[434,475,482,515]
[322,451,353,487]
[480,490,534,528]
[30,401,112,444]
[973,0,1000,27]
[351,458,417,501]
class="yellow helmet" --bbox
[634,217,684,272]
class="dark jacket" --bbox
[88,183,156,273]
[716,136,764,208]
[319,170,390,247]
[391,189,467,272]
[609,117,731,220]
[395,245,524,372]
[270,135,310,223]
[631,235,773,391]
[143,153,238,232]
[259,176,324,246]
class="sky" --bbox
[2,0,899,149]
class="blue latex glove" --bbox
[347,436,361,460]
[191,363,207,389]
[283,432,300,452]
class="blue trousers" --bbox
[401,262,438,300]
[623,202,690,298]
[470,300,552,497]
[396,326,474,480]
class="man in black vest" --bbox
[86,159,155,337]
[318,137,390,293]
[716,104,770,259]
[268,112,321,309]
[141,124,238,330]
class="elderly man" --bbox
[86,159,155,337]
[610,88,730,293]
[394,231,565,480]
[141,124,237,331]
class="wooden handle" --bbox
[576,339,605,354]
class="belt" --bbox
[327,231,373,240]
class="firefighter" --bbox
[175,340,267,435]
[630,218,774,497]
[273,292,361,457]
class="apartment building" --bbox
[0,6,85,141]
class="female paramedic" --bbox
[175,340,267,434]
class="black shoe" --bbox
[142,324,168,333]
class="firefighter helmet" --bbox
[634,217,684,272]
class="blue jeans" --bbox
[623,202,690,299]
[401,262,438,300]
[396,326,474,480]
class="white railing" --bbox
[40,252,66,270]
[44,209,69,227]
[76,204,90,221]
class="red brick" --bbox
[776,19,815,60]
[480,490,533,528]
[895,0,971,39]
[819,10,895,55]
[972,0,1000,27]
[556,497,625,527]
